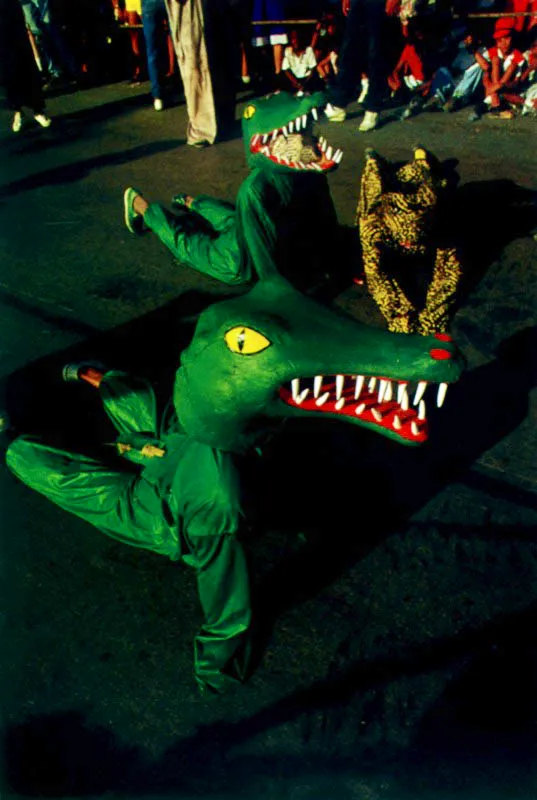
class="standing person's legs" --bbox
[165,0,217,146]
[325,0,365,111]
[142,0,165,105]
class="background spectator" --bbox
[1,0,52,132]
[251,0,289,87]
[280,27,322,93]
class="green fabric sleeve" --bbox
[189,531,252,694]
[235,171,281,282]
[143,203,249,286]
[189,195,237,232]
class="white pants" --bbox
[165,0,217,145]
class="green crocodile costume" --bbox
[132,91,342,288]
[6,276,464,694]
[357,148,463,336]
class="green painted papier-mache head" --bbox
[242,90,342,175]
[173,276,465,453]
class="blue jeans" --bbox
[142,0,169,99]
[21,0,77,78]
[452,63,484,102]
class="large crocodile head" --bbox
[173,277,465,453]
[242,90,343,175]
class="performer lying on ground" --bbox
[123,91,343,289]
[5,276,464,694]
[356,147,463,336]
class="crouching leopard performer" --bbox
[5,275,464,694]
[123,91,343,289]
[357,147,463,336]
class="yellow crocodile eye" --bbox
[225,326,271,355]
[243,105,256,120]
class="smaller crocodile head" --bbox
[242,91,343,175]
[173,277,465,453]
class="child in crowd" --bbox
[468,18,527,120]
[388,21,435,119]
[280,28,322,95]
[520,32,537,113]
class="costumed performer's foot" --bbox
[123,187,148,234]
[62,361,106,388]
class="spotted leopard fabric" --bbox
[356,149,462,336]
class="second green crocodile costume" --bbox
[128,91,342,287]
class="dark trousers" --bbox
[327,0,392,113]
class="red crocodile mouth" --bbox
[279,373,450,443]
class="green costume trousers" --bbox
[6,372,252,694]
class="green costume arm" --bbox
[189,195,237,233]
[143,203,248,286]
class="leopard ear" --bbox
[357,150,384,218]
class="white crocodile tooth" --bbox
[411,421,420,436]
[312,163,323,171]
[311,107,318,121]
[297,161,306,170]
[437,382,448,408]
[326,145,333,161]
[378,379,388,403]
[356,403,366,416]
[384,381,393,402]
[282,156,290,165]
[401,388,409,411]
[413,381,427,406]
[418,399,426,420]
[397,382,408,404]
[252,134,260,146]
[289,120,294,134]
[271,129,278,141]
[336,374,345,400]
[291,378,300,402]
[302,113,307,128]
[295,117,301,132]
[372,407,383,422]
[354,375,365,399]
[262,134,269,144]
[368,377,377,392]
[335,398,345,411]
[315,391,330,407]
[283,125,289,137]
[320,138,327,152]
[393,415,402,430]
[314,375,323,398]
[334,149,343,163]
[296,388,310,404]
[262,146,271,156]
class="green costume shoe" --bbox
[123,187,146,235]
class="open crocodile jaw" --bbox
[279,371,452,445]
[249,105,342,173]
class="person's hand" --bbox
[385,0,401,16]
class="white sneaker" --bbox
[153,98,163,111]
[12,111,23,133]
[324,102,346,122]
[358,111,378,132]
[34,113,52,128]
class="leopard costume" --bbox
[357,148,462,335]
